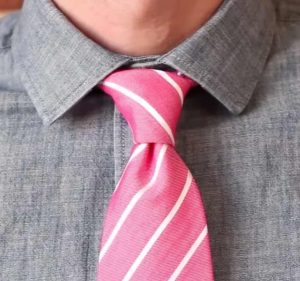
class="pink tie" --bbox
[97,69,215,281]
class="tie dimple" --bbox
[100,69,195,145]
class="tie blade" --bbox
[98,147,213,280]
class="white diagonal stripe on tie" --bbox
[154,70,184,105]
[103,81,175,145]
[168,225,208,281]
[99,145,168,262]
[122,171,193,281]
[113,144,148,194]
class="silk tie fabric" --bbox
[97,69,214,281]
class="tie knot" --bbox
[99,69,196,146]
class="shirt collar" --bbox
[13,0,276,125]
[161,0,276,115]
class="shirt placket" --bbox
[113,105,132,187]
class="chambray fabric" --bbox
[0,0,300,280]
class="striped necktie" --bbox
[97,68,215,281]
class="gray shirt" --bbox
[1,0,300,280]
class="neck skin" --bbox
[53,0,223,56]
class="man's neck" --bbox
[53,0,223,56]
